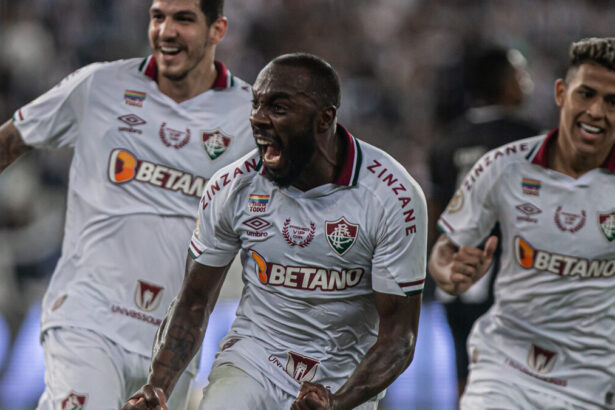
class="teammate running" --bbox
[429,37,615,409]
[123,53,427,410]
[0,1,254,408]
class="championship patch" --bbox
[134,280,164,312]
[248,194,270,212]
[326,217,359,256]
[445,189,464,214]
[124,90,146,107]
[598,210,615,242]
[283,218,315,248]
[286,351,319,383]
[202,130,231,160]
[521,177,541,196]
[159,122,191,149]
[554,206,586,233]
[62,392,87,410]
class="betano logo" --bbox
[250,250,364,291]
[107,149,207,198]
[514,236,615,278]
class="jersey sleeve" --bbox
[188,172,241,267]
[12,62,103,149]
[371,178,428,297]
[437,149,501,247]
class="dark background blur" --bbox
[0,0,614,409]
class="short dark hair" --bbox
[200,0,224,26]
[465,47,517,105]
[271,53,341,108]
[569,37,615,73]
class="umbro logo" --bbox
[515,203,541,223]
[118,114,146,134]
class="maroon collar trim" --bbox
[141,56,231,90]
[529,128,557,168]
[334,124,362,186]
[530,128,615,171]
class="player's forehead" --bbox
[252,64,314,101]
[568,62,615,93]
[150,0,202,15]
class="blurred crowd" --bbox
[1,0,615,407]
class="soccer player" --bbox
[123,53,427,410]
[427,45,538,399]
[0,1,254,409]
[429,37,615,409]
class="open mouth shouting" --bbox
[255,136,283,168]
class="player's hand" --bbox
[122,385,168,410]
[290,382,334,410]
[450,235,498,294]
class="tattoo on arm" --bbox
[0,120,31,173]
[148,260,229,397]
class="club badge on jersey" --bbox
[202,130,232,160]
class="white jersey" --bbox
[438,130,615,408]
[189,127,427,397]
[13,56,254,358]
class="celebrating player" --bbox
[123,53,427,410]
[0,0,254,408]
[429,37,615,409]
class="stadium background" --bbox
[0,0,612,408]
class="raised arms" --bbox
[0,120,31,174]
[292,291,422,410]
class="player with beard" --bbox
[123,53,428,410]
[0,0,254,409]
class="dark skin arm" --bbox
[428,233,498,295]
[291,291,422,410]
[0,120,31,174]
[122,256,230,410]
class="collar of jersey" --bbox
[138,56,233,89]
[526,127,615,172]
[257,124,363,187]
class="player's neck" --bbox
[158,56,218,103]
[550,135,606,178]
[293,129,344,191]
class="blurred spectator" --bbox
[427,45,539,402]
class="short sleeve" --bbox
[13,62,102,149]
[371,178,428,297]
[437,149,501,247]
[188,174,241,267]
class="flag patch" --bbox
[124,90,147,107]
[521,178,541,196]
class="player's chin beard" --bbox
[264,124,316,188]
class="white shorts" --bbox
[461,355,591,410]
[200,362,378,410]
[35,327,194,410]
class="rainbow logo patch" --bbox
[248,194,270,212]
[521,178,541,196]
[124,90,147,107]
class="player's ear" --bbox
[316,106,336,133]
[554,78,567,108]
[208,16,227,45]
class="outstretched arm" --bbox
[428,233,498,295]
[123,256,230,410]
[292,291,422,410]
[0,120,31,173]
